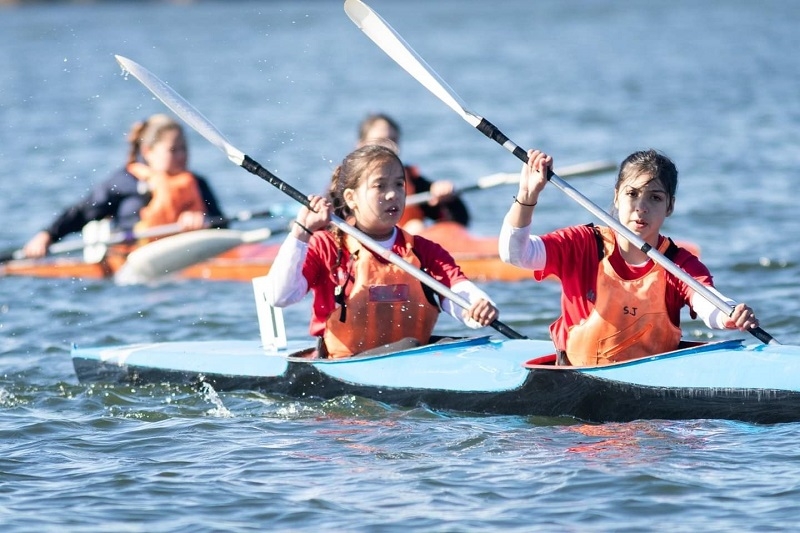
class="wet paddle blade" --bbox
[344,0,480,126]
[115,55,246,166]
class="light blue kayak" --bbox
[71,334,800,424]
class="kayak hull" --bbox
[71,336,800,424]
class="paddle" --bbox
[114,55,525,340]
[115,227,280,285]
[0,206,291,265]
[345,0,777,346]
[406,160,617,206]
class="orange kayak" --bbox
[0,221,700,283]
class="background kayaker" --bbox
[264,143,497,359]
[356,113,470,234]
[22,113,226,259]
[499,148,760,366]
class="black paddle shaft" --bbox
[476,118,555,179]
[242,156,313,210]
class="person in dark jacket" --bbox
[23,114,225,258]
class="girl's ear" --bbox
[667,196,675,216]
[343,188,357,211]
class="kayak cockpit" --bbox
[523,339,745,369]
[284,335,495,363]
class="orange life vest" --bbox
[398,165,425,228]
[127,162,206,230]
[565,226,682,366]
[323,229,440,359]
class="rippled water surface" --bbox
[1,0,799,531]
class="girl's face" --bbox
[142,129,188,175]
[344,159,406,239]
[613,172,674,245]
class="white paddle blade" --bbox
[344,0,481,127]
[475,161,618,189]
[115,228,272,285]
[408,161,618,205]
[555,160,618,178]
[115,55,246,166]
[475,173,515,189]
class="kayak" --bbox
[1,221,701,283]
[71,335,800,425]
[70,278,800,425]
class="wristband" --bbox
[294,220,313,236]
[513,196,537,207]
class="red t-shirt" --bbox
[532,225,713,349]
[302,229,469,337]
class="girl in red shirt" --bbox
[499,148,759,366]
[265,144,497,358]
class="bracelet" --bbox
[513,196,537,207]
[294,220,314,236]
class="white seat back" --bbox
[252,275,287,350]
[82,219,112,263]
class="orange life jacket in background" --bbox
[323,229,440,359]
[398,165,425,228]
[565,226,682,366]
[127,162,206,230]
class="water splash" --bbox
[200,381,233,418]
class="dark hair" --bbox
[329,144,404,222]
[357,113,401,144]
[616,149,678,199]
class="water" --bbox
[1,0,799,530]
